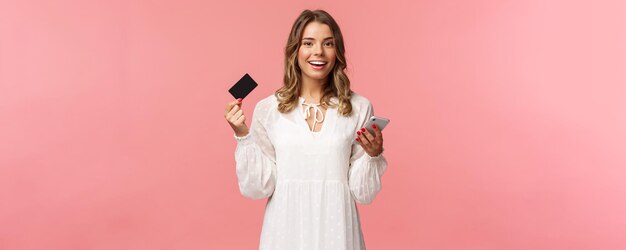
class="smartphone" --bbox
[364,116,390,134]
[354,116,390,143]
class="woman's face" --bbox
[297,21,337,83]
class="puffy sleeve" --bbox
[234,100,277,200]
[348,101,388,204]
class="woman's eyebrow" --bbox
[302,37,335,41]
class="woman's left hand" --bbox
[355,124,384,157]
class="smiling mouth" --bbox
[308,61,327,69]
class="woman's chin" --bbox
[303,72,331,81]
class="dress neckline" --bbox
[297,97,335,134]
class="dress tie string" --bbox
[302,102,325,132]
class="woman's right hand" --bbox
[225,98,249,137]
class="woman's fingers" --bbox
[229,109,243,123]
[357,129,372,148]
[225,99,247,127]
[355,125,384,157]
[356,131,376,156]
[225,99,241,111]
[355,135,365,147]
[225,99,249,136]
[362,128,376,143]
[225,103,240,119]
[372,124,384,143]
[233,113,246,126]
[359,128,377,148]
[224,98,243,117]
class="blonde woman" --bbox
[224,9,387,250]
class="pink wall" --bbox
[1,0,625,249]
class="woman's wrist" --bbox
[233,126,249,137]
[235,130,249,137]
[366,147,385,158]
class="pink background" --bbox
[1,0,625,249]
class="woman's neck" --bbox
[300,77,326,103]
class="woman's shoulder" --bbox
[349,92,373,111]
[350,92,371,104]
[253,94,279,112]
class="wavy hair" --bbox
[275,9,353,116]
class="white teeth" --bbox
[309,61,327,65]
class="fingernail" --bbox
[372,124,377,129]
[355,137,360,141]
[357,131,361,135]
[361,128,366,132]
[237,98,242,102]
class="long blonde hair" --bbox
[275,9,353,116]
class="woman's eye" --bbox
[324,42,334,47]
[303,42,313,46]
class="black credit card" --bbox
[228,73,258,99]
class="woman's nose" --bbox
[313,44,323,55]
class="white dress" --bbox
[234,93,388,250]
